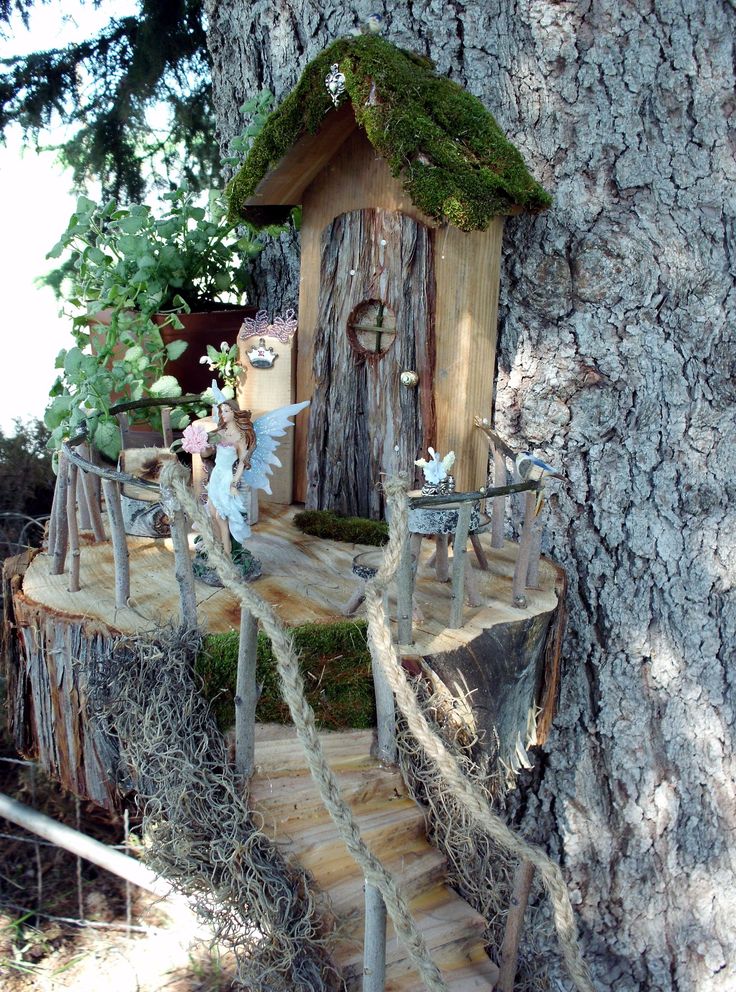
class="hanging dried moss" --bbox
[95,626,337,992]
[227,34,551,231]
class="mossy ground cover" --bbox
[292,508,388,546]
[228,34,551,230]
[195,620,376,732]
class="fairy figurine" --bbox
[182,380,309,566]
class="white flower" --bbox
[220,341,229,350]
[198,355,208,364]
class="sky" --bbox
[0,3,138,434]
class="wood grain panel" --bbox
[434,219,504,492]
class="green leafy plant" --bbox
[199,341,244,392]
[44,186,265,458]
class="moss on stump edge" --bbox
[196,620,376,732]
[227,34,551,231]
[293,508,389,546]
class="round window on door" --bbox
[347,300,397,357]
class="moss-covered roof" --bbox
[227,35,552,232]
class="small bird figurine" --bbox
[351,13,385,35]
[515,452,565,514]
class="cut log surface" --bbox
[251,724,500,991]
[18,503,557,640]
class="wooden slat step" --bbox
[249,764,406,831]
[337,881,486,969]
[248,726,498,990]
[324,838,447,920]
[345,926,497,991]
[253,724,375,775]
[287,801,426,889]
[384,941,499,992]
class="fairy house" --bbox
[228,35,550,518]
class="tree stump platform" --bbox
[3,503,563,807]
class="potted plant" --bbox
[44,185,270,459]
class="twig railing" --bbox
[50,396,203,614]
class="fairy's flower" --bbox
[181,423,210,454]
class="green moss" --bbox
[292,509,388,546]
[195,620,376,732]
[227,34,551,231]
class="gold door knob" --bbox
[400,370,419,387]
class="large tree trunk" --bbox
[204,3,736,989]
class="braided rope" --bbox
[162,462,449,992]
[364,477,596,992]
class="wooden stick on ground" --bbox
[512,492,537,609]
[66,461,81,593]
[50,454,70,576]
[234,606,258,780]
[101,478,130,609]
[0,792,171,899]
[498,860,536,992]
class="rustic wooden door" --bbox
[306,208,436,519]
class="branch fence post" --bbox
[101,478,130,609]
[491,446,507,549]
[160,482,198,628]
[374,586,398,763]
[512,491,537,609]
[66,461,81,593]
[396,524,414,646]
[50,453,70,576]
[498,860,536,992]
[234,606,258,781]
[363,881,387,992]
[449,501,472,628]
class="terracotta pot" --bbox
[91,306,257,397]
[154,307,257,395]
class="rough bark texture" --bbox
[2,554,127,813]
[306,208,435,517]
[204,3,736,990]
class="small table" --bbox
[407,493,488,607]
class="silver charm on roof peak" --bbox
[325,63,346,108]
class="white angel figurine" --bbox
[415,447,455,486]
[182,381,309,556]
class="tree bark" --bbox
[204,3,736,990]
